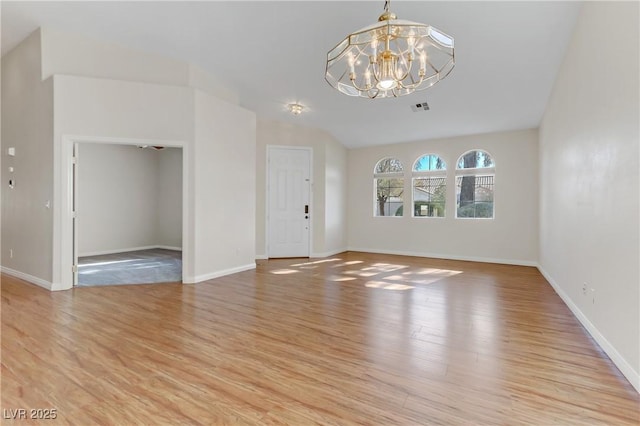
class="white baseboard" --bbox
[538,265,640,393]
[256,248,347,260]
[1,266,53,290]
[79,245,182,257]
[189,263,256,284]
[310,248,348,258]
[155,246,182,252]
[346,247,538,267]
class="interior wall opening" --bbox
[73,142,183,286]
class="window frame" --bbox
[373,158,405,218]
[455,150,496,220]
[412,154,447,219]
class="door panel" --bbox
[268,148,310,258]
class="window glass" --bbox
[455,150,495,219]
[413,177,446,217]
[374,158,404,217]
[412,154,446,218]
[414,155,446,171]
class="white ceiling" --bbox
[1,1,582,148]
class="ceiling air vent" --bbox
[410,101,430,112]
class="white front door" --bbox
[268,147,311,258]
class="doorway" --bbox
[72,142,183,286]
[267,146,312,258]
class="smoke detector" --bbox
[410,101,430,112]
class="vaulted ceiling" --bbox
[1,1,582,148]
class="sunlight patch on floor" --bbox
[289,258,341,267]
[79,259,141,268]
[344,270,380,277]
[384,274,443,285]
[365,281,415,291]
[270,269,300,275]
[332,260,363,267]
[280,258,463,290]
[370,263,409,272]
[328,275,356,282]
[412,268,462,276]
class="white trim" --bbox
[189,263,256,283]
[257,248,346,259]
[78,245,182,257]
[346,247,538,267]
[310,248,348,258]
[1,267,53,291]
[538,265,640,393]
[156,246,182,252]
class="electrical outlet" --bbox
[582,282,588,296]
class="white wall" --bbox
[1,29,54,288]
[539,2,639,391]
[325,137,348,256]
[193,91,256,280]
[157,147,183,248]
[77,144,158,255]
[348,129,539,265]
[255,119,348,258]
[40,27,238,104]
[2,27,256,290]
[76,144,182,256]
[52,74,194,289]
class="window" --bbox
[374,158,404,216]
[412,154,446,218]
[455,150,495,218]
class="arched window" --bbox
[455,150,495,218]
[374,158,404,217]
[412,154,446,218]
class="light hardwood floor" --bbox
[2,252,638,425]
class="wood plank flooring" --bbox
[2,252,638,425]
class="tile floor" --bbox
[77,248,182,286]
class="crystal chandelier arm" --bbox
[403,71,426,88]
[370,61,381,84]
[349,66,375,92]
[367,89,381,99]
[395,54,413,82]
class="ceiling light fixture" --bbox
[325,0,455,99]
[288,103,304,115]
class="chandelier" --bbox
[325,1,455,99]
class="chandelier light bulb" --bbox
[288,103,304,115]
[377,79,397,90]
